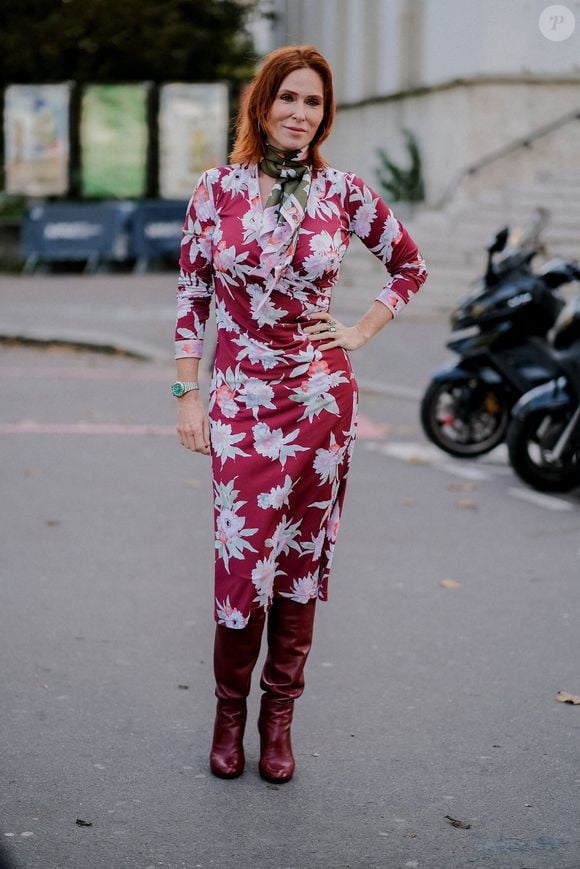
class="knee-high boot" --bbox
[210,609,265,779]
[258,597,316,784]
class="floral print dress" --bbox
[175,163,427,628]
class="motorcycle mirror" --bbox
[487,227,509,254]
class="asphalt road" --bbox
[1,277,580,869]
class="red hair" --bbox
[230,45,335,170]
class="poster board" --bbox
[159,83,228,199]
[80,84,149,198]
[4,83,71,196]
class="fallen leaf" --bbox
[406,455,429,465]
[439,579,461,589]
[456,499,478,510]
[447,481,479,492]
[555,691,580,705]
[445,814,471,829]
[45,519,61,527]
[177,684,189,690]
[75,819,93,827]
[401,498,416,507]
[403,831,418,839]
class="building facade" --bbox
[258,0,580,206]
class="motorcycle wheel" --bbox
[420,378,510,458]
[507,408,580,493]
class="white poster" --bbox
[4,84,71,196]
[159,83,229,199]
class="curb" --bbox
[0,326,171,364]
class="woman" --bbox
[174,45,427,784]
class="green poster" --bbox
[80,85,148,198]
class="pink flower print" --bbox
[214,241,237,274]
[216,385,238,419]
[215,596,249,629]
[326,501,340,543]
[313,437,342,484]
[192,184,213,222]
[251,557,279,607]
[351,201,377,239]
[308,360,330,376]
[280,573,319,604]
[216,508,245,545]
[198,226,213,260]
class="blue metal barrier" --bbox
[130,200,188,272]
[21,202,136,272]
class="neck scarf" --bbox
[254,143,312,313]
[259,142,311,215]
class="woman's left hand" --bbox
[303,312,366,352]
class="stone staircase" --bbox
[337,168,580,320]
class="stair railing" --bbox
[437,108,580,208]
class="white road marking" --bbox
[365,440,578,511]
[507,487,576,512]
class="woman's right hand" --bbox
[176,394,211,455]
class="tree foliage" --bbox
[0,0,260,85]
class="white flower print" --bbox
[215,384,239,419]
[257,474,295,510]
[280,573,319,604]
[251,557,284,608]
[351,200,377,238]
[253,422,309,466]
[214,479,258,571]
[211,419,249,466]
[191,180,214,223]
[326,500,341,543]
[234,334,285,371]
[313,433,344,484]
[220,166,249,195]
[241,209,262,244]
[289,359,350,421]
[214,241,252,287]
[300,527,325,561]
[267,515,303,558]
[246,283,286,328]
[371,212,402,262]
[302,228,345,280]
[215,300,240,334]
[216,595,249,629]
[306,175,340,220]
[238,378,276,419]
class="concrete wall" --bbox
[267,0,580,101]
[320,80,580,206]
[259,0,580,205]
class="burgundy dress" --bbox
[175,163,427,628]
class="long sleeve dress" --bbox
[175,163,427,628]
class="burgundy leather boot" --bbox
[258,597,316,784]
[210,609,265,779]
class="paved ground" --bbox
[1,272,580,869]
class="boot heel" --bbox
[210,699,247,778]
[258,696,295,783]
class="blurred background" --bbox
[1,0,579,297]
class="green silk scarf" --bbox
[259,142,311,214]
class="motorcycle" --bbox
[507,295,580,492]
[421,210,580,457]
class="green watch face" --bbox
[172,382,185,397]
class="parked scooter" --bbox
[507,296,580,492]
[421,210,580,457]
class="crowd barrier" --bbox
[21,200,188,272]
